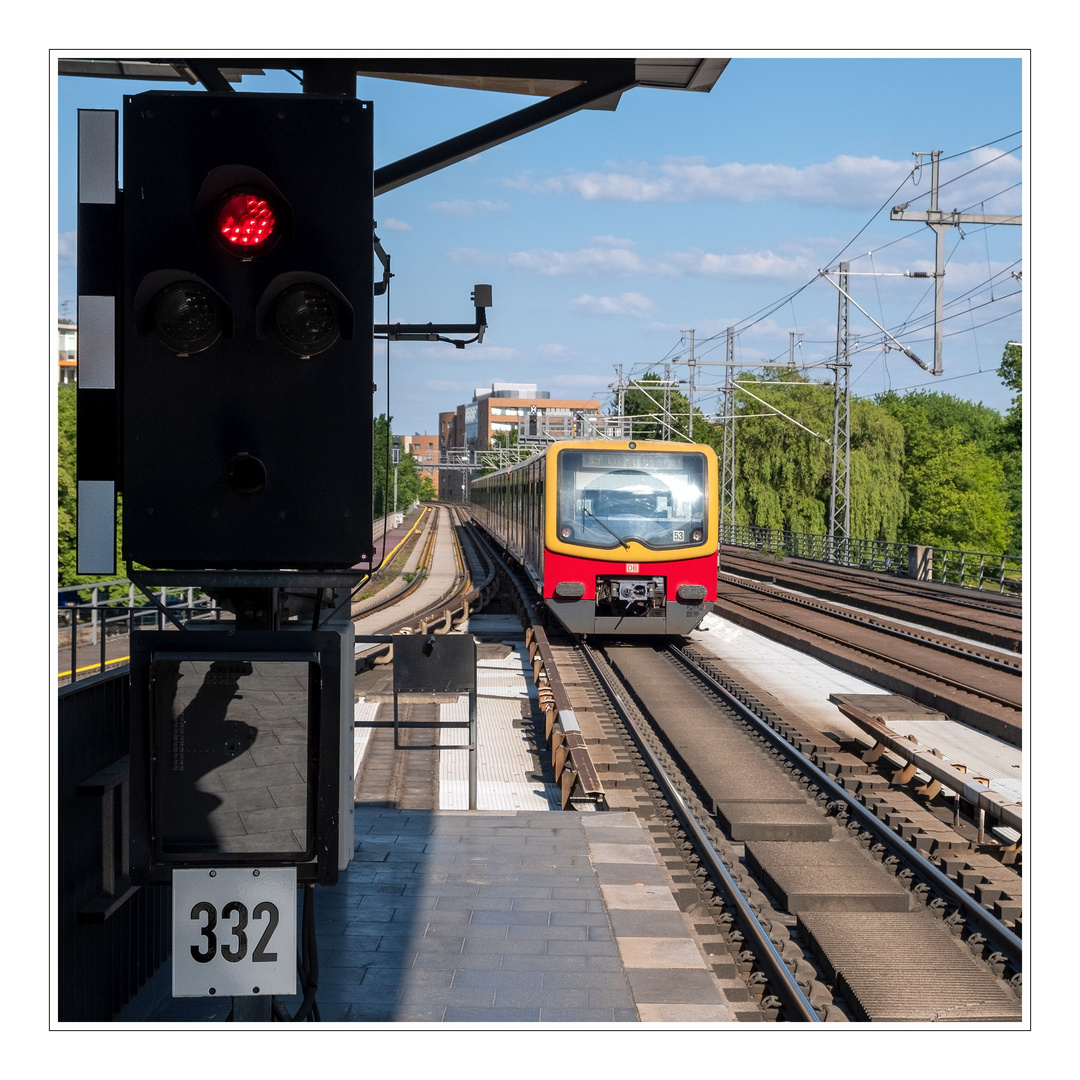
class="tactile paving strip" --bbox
[438,648,561,810]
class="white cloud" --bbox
[591,235,636,248]
[451,242,815,280]
[559,155,911,207]
[500,150,1022,210]
[429,199,510,217]
[449,243,655,277]
[570,292,656,318]
[537,343,575,358]
[545,372,611,392]
[662,248,817,278]
[379,218,411,231]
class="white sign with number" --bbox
[172,867,297,998]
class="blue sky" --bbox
[54,53,1025,438]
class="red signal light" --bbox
[216,191,277,252]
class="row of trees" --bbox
[55,345,1022,588]
[371,414,436,519]
[621,341,1022,558]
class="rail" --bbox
[582,642,819,1021]
[723,525,1022,596]
[668,643,1023,975]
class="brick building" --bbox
[441,382,602,454]
[399,433,440,497]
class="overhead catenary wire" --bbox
[653,135,1021,386]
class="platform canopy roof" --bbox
[58,57,730,193]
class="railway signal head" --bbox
[120,90,375,570]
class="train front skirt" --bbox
[542,549,716,636]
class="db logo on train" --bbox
[626,563,639,573]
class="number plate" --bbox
[172,868,297,998]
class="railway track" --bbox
[351,505,512,809]
[720,549,1022,653]
[714,572,1022,747]
[353,513,1024,1021]
[581,638,1021,1021]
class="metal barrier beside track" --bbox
[723,525,1022,596]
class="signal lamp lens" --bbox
[226,454,266,495]
[216,191,277,252]
[691,528,704,543]
[272,283,340,355]
[559,525,574,541]
[153,282,221,354]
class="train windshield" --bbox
[556,449,708,550]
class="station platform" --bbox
[116,607,740,1025]
[117,806,738,1025]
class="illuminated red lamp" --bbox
[216,191,277,252]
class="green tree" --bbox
[615,372,721,452]
[372,414,394,517]
[994,342,1022,556]
[57,383,78,586]
[729,373,905,540]
[372,416,425,516]
[877,389,1011,553]
[875,389,1002,451]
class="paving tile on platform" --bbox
[617,937,708,969]
[600,883,681,910]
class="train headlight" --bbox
[691,528,704,543]
[554,582,585,598]
[677,584,707,601]
[559,525,574,541]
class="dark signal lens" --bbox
[559,525,574,541]
[216,191,277,252]
[153,282,221,354]
[691,528,704,543]
[272,283,340,356]
[226,453,266,495]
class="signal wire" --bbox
[313,260,394,631]
[685,134,1020,362]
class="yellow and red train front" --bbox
[541,441,719,635]
[470,440,719,635]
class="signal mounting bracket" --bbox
[374,283,492,349]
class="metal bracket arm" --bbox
[819,269,929,373]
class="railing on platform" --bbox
[722,525,1022,597]
[57,579,225,683]
[55,514,417,682]
[58,667,171,1021]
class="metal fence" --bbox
[57,668,172,1021]
[722,525,1022,596]
[57,579,225,683]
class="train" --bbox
[469,439,719,636]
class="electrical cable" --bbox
[313,264,394,632]
[632,134,1021,420]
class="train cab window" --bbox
[556,448,707,550]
